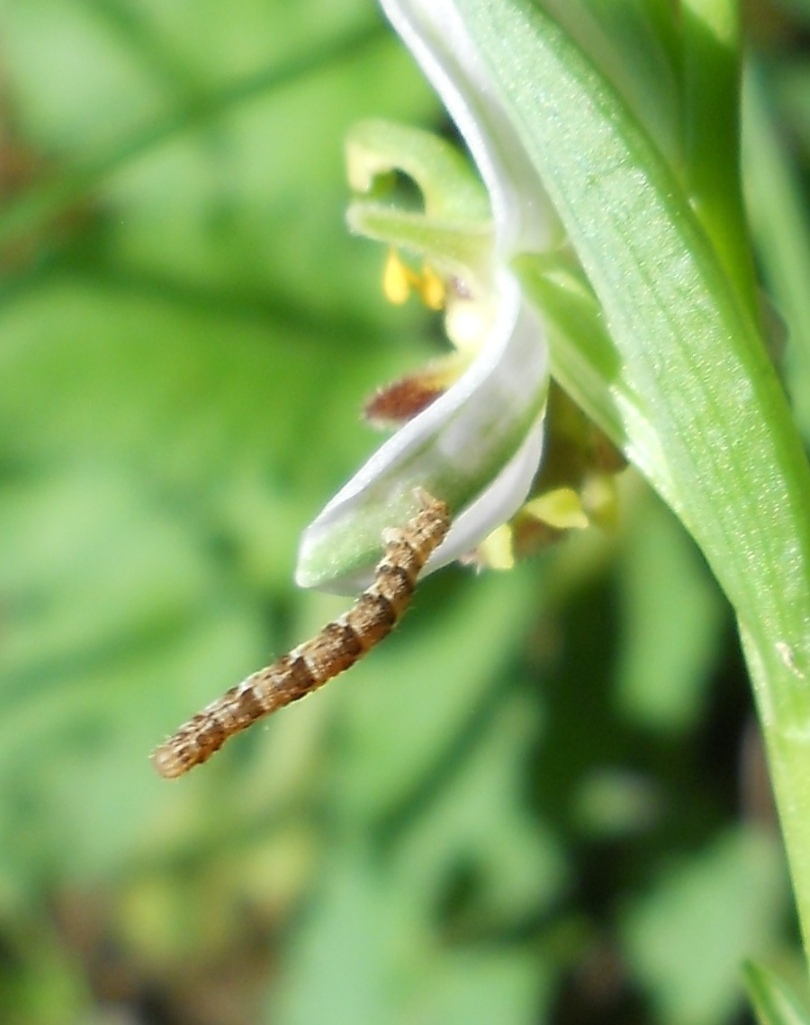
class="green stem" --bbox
[459,0,810,961]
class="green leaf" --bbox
[456,0,810,951]
[745,961,810,1025]
[743,64,810,441]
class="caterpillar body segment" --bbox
[152,491,451,778]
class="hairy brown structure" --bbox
[152,490,451,778]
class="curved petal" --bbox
[381,0,555,258]
[295,271,549,593]
[424,411,545,574]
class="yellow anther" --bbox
[476,523,515,570]
[416,265,446,310]
[383,249,413,305]
[524,489,589,530]
[382,249,446,310]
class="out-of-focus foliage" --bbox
[0,1,805,1023]
[745,961,810,1025]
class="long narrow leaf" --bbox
[456,0,810,950]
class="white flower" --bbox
[295,0,556,594]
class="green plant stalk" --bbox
[455,0,810,959]
[745,960,810,1025]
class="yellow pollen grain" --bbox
[417,265,446,310]
[383,249,412,305]
[383,250,446,311]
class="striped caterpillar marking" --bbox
[152,490,451,778]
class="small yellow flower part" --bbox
[417,263,446,310]
[581,474,621,530]
[524,489,589,531]
[383,248,412,304]
[473,523,515,570]
[383,248,446,309]
[471,489,588,571]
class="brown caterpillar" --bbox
[152,490,451,778]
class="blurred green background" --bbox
[1,1,809,1022]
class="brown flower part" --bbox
[364,374,446,426]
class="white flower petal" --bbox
[296,272,548,593]
[424,410,545,573]
[381,0,553,257]
[295,0,557,594]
